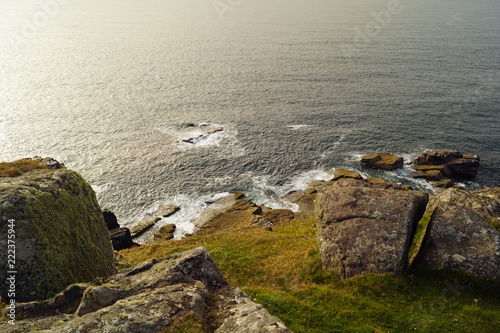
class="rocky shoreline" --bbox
[0,152,499,332]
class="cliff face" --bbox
[0,166,116,302]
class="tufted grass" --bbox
[120,214,500,333]
[0,158,49,177]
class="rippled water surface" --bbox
[1,0,499,229]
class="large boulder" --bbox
[414,188,500,279]
[1,247,292,333]
[316,179,428,279]
[0,166,117,302]
[361,153,404,171]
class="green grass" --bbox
[121,215,500,333]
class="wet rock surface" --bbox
[360,153,404,171]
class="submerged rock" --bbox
[361,153,404,171]
[316,179,428,279]
[0,247,292,333]
[0,166,117,302]
[153,203,180,218]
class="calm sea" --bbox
[1,0,499,238]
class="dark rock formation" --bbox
[316,178,428,279]
[414,188,500,279]
[0,167,117,302]
[412,149,479,180]
[102,209,120,230]
[110,227,137,251]
[0,247,292,333]
[361,153,404,171]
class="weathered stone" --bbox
[193,193,263,235]
[258,209,294,227]
[0,168,117,302]
[432,179,455,189]
[153,223,176,241]
[360,153,381,164]
[332,168,363,181]
[361,153,404,171]
[110,227,137,251]
[103,209,120,230]
[414,150,479,178]
[0,247,293,332]
[283,190,317,213]
[415,198,500,279]
[128,215,161,237]
[410,169,446,182]
[75,286,133,316]
[411,164,451,177]
[316,179,428,279]
[153,204,180,218]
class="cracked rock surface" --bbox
[315,179,428,279]
[1,247,292,333]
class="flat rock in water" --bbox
[153,203,180,218]
[316,179,428,279]
[128,215,161,237]
[360,153,404,171]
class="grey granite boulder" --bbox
[316,179,428,279]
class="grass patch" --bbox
[0,158,49,177]
[121,215,500,333]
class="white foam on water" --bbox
[156,122,246,158]
[245,168,334,212]
[286,124,313,130]
[132,192,230,244]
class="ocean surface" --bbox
[1,0,499,238]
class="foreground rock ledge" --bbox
[316,179,428,279]
[1,247,292,333]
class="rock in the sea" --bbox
[414,188,500,279]
[128,215,161,237]
[414,149,479,179]
[0,247,292,333]
[413,187,500,278]
[361,153,404,171]
[316,179,428,279]
[110,227,137,251]
[153,203,180,218]
[0,166,117,302]
[153,223,176,241]
[102,209,120,230]
[282,188,318,214]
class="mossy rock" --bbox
[0,168,116,302]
